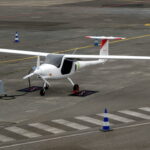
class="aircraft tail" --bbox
[75,36,125,69]
[85,36,125,60]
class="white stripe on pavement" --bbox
[5,126,41,138]
[118,110,150,120]
[75,116,104,126]
[29,123,66,134]
[139,107,150,112]
[1,121,150,149]
[52,119,90,130]
[0,134,15,142]
[97,113,135,123]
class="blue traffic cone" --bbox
[101,108,112,132]
[14,32,19,42]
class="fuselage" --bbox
[35,54,104,80]
[36,63,76,79]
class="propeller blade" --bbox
[23,72,35,79]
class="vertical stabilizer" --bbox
[99,39,109,62]
[100,39,109,56]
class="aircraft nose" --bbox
[33,64,57,77]
[34,68,41,74]
[34,66,46,75]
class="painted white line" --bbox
[5,126,41,138]
[118,110,150,120]
[114,122,150,130]
[0,134,15,142]
[1,122,150,149]
[97,113,135,123]
[29,123,66,134]
[75,116,105,126]
[139,107,150,112]
[52,119,90,130]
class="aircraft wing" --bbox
[0,48,49,56]
[64,54,150,60]
[1,48,150,60]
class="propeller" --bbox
[23,72,35,79]
[23,56,50,86]
[23,56,41,79]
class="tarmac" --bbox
[0,0,150,149]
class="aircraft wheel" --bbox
[73,84,79,92]
[40,88,46,96]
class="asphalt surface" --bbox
[0,0,150,149]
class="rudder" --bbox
[100,39,109,56]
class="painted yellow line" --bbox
[0,56,37,64]
[0,34,150,64]
[55,45,93,54]
[57,34,150,53]
[110,34,150,44]
[144,24,150,26]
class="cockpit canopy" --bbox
[44,54,64,68]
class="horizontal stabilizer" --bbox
[85,36,125,40]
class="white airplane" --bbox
[0,36,150,96]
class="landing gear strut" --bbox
[45,84,49,90]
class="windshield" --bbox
[44,54,64,68]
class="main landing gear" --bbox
[40,83,49,96]
[67,78,80,94]
[40,78,79,96]
[73,84,80,94]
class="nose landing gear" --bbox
[40,88,46,96]
[40,83,49,96]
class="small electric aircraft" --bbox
[1,36,150,96]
